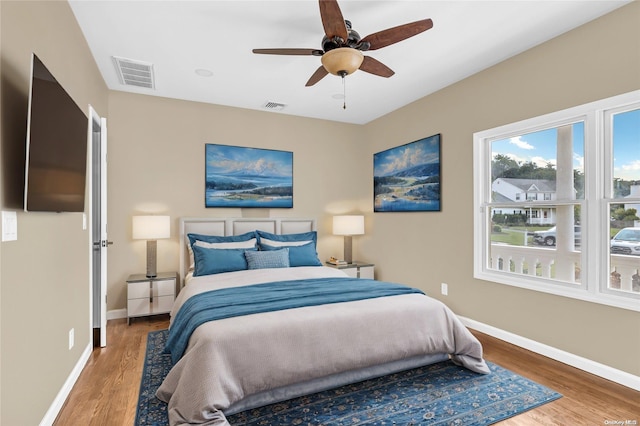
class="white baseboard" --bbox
[460,316,640,391]
[107,308,127,320]
[39,343,92,426]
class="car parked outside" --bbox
[532,226,581,246]
[610,227,640,256]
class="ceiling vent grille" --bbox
[112,56,155,89]
[263,101,286,111]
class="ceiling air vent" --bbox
[112,56,155,89]
[263,102,286,111]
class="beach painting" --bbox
[374,134,441,212]
[205,144,293,208]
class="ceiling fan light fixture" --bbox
[321,48,364,76]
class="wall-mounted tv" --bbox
[24,53,88,212]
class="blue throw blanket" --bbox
[165,277,423,364]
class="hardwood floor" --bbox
[54,317,639,425]
[471,330,639,425]
[54,317,168,426]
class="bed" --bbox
[156,217,490,426]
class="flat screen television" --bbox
[24,53,88,212]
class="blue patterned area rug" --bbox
[136,329,561,426]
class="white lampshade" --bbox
[132,215,170,240]
[333,215,365,236]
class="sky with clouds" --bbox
[374,134,440,176]
[491,108,639,181]
[206,144,292,177]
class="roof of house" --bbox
[494,178,556,192]
[492,192,514,203]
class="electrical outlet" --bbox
[69,328,74,350]
[2,211,17,241]
[441,283,448,296]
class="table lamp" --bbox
[333,215,365,264]
[133,215,170,277]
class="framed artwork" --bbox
[205,144,293,208]
[373,134,441,212]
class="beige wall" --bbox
[0,1,108,425]
[362,2,640,376]
[106,92,366,310]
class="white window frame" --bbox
[474,90,640,312]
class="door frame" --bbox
[88,105,107,347]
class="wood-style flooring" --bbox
[53,316,639,425]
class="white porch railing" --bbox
[610,254,640,293]
[490,244,639,292]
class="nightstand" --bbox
[127,272,177,324]
[326,261,374,279]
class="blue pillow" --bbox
[261,241,322,267]
[256,230,317,245]
[192,245,257,276]
[245,248,290,270]
[188,231,256,247]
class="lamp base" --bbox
[343,235,353,264]
[146,240,157,278]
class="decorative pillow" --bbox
[192,245,257,277]
[187,232,257,271]
[260,241,322,267]
[245,248,290,270]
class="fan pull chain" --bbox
[342,74,347,110]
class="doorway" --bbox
[89,106,108,347]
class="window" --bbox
[474,91,640,311]
[606,107,640,296]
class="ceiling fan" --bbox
[252,0,433,87]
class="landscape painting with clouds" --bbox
[205,144,293,208]
[374,134,441,212]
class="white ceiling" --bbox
[69,0,629,125]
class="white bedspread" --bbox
[156,267,489,426]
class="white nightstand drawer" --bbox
[128,280,151,299]
[343,268,358,278]
[359,266,374,279]
[128,294,173,317]
[128,297,152,316]
[152,295,174,313]
[153,279,175,297]
[326,261,375,279]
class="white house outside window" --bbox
[474,91,640,311]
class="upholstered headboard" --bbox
[179,217,316,281]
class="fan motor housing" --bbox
[322,20,367,52]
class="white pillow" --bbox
[194,238,257,249]
[260,238,312,247]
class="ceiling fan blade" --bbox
[305,66,329,86]
[361,19,433,50]
[319,0,348,41]
[253,48,323,56]
[359,56,394,78]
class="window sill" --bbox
[475,269,640,312]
